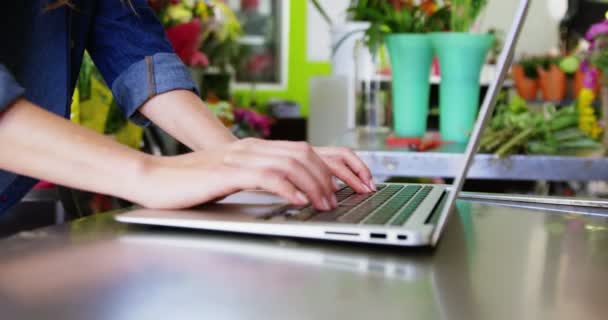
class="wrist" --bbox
[119,153,160,205]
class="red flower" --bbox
[389,0,414,11]
[165,19,209,67]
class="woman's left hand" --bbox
[313,147,375,194]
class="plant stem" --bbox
[310,0,333,26]
[496,127,534,157]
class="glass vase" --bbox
[354,40,391,134]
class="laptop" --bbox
[116,0,531,247]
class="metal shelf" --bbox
[337,131,608,181]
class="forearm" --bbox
[140,90,237,151]
[0,99,149,200]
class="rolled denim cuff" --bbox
[0,65,26,112]
[111,53,198,126]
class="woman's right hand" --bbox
[130,138,341,211]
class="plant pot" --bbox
[512,64,539,100]
[431,32,494,143]
[537,64,567,102]
[386,34,434,137]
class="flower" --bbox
[577,88,603,139]
[420,0,438,15]
[167,3,193,23]
[586,20,608,41]
[233,108,273,138]
[580,61,600,89]
[165,19,209,67]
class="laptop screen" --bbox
[431,0,532,244]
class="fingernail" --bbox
[361,183,372,193]
[322,198,331,211]
[368,181,377,191]
[331,195,338,207]
[295,192,309,204]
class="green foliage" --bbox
[449,0,488,32]
[519,57,540,79]
[559,55,580,74]
[347,1,450,52]
[518,56,563,79]
[480,95,599,156]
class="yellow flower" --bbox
[195,1,209,20]
[591,125,604,139]
[578,89,595,107]
[580,107,595,116]
[167,4,193,23]
[577,88,602,138]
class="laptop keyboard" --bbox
[361,185,421,225]
[263,184,435,226]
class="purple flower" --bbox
[234,108,273,137]
[586,20,608,41]
[581,61,599,89]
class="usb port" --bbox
[370,233,387,239]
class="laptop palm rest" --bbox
[121,191,286,223]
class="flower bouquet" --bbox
[151,0,243,71]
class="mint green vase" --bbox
[386,34,433,137]
[431,33,494,143]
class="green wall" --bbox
[234,0,331,116]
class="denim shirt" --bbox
[0,0,197,214]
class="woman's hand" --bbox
[131,139,373,211]
[314,146,375,193]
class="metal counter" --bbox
[0,201,606,320]
[337,131,608,181]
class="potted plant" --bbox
[349,0,449,137]
[430,0,493,143]
[537,56,567,102]
[512,56,540,101]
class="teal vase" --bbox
[431,33,494,143]
[386,34,433,137]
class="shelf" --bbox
[336,131,608,181]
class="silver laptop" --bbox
[116,0,530,247]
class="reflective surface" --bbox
[0,201,607,320]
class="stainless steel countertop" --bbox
[337,131,608,181]
[0,201,606,320]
